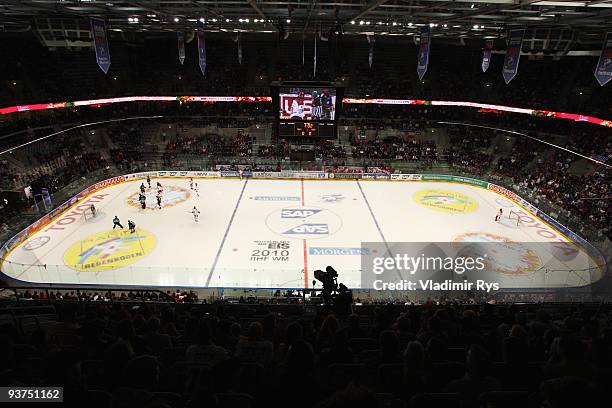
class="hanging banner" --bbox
[594,32,612,86]
[237,33,243,64]
[417,27,431,81]
[177,32,185,65]
[90,18,111,74]
[502,29,525,84]
[313,35,317,77]
[197,30,206,77]
[367,35,375,68]
[482,39,493,73]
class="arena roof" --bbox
[1,1,610,44]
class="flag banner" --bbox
[482,39,493,72]
[502,29,525,84]
[90,18,111,74]
[237,33,242,64]
[314,35,317,77]
[197,30,206,77]
[177,32,185,65]
[367,35,375,68]
[417,27,431,81]
[595,32,612,86]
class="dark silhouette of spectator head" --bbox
[404,340,425,371]
[466,344,492,378]
[247,321,264,342]
[286,339,315,374]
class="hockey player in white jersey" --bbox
[192,206,201,222]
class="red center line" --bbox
[301,178,308,289]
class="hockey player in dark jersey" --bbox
[311,91,322,119]
[320,89,333,120]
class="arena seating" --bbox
[0,296,608,407]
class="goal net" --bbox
[82,208,97,222]
[508,210,522,226]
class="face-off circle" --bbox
[413,189,478,214]
[64,229,157,272]
[127,185,191,210]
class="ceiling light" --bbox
[350,20,355,24]
[359,20,364,25]
[286,19,291,23]
[245,18,250,22]
[226,18,230,22]
[392,22,397,26]
[174,17,179,22]
[366,21,370,25]
[212,18,217,22]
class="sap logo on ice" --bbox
[309,247,370,255]
[281,209,322,218]
[283,224,329,235]
[255,196,300,201]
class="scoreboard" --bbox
[278,121,335,138]
[272,81,343,140]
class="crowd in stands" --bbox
[351,136,438,165]
[516,153,610,238]
[163,131,253,166]
[15,289,199,304]
[0,299,609,407]
[446,126,494,173]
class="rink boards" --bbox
[0,171,606,290]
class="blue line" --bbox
[356,180,405,282]
[205,179,248,287]
[356,180,388,245]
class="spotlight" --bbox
[173,17,179,22]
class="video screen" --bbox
[279,87,336,121]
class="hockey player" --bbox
[127,220,136,234]
[192,206,201,222]
[139,193,146,210]
[312,90,322,119]
[156,193,162,209]
[320,89,333,120]
[189,178,194,190]
[146,175,151,189]
[495,208,503,222]
[194,182,200,198]
[112,216,124,229]
[90,204,96,218]
[140,183,146,194]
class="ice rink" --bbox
[1,177,604,290]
